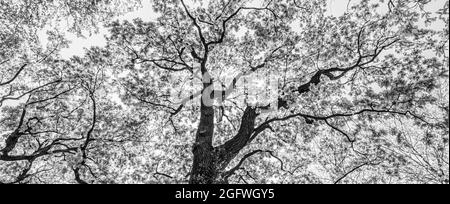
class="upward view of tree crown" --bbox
[0,0,448,184]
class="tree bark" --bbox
[189,106,258,184]
[189,69,217,184]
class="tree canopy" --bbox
[0,0,448,184]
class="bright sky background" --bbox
[42,0,446,59]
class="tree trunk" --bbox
[189,69,217,183]
[189,106,258,184]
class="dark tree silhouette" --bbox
[1,0,448,184]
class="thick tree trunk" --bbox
[189,106,258,184]
[189,147,227,184]
[189,70,217,184]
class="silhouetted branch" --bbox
[0,64,28,86]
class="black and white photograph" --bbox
[0,0,448,188]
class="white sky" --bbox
[42,0,446,59]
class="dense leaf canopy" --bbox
[0,0,448,184]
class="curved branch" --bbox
[223,150,264,179]
[73,167,88,184]
[324,120,355,143]
[252,109,429,143]
[223,150,291,181]
[0,64,27,86]
[334,161,382,184]
[180,0,207,47]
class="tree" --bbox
[0,0,141,184]
[1,0,448,184]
